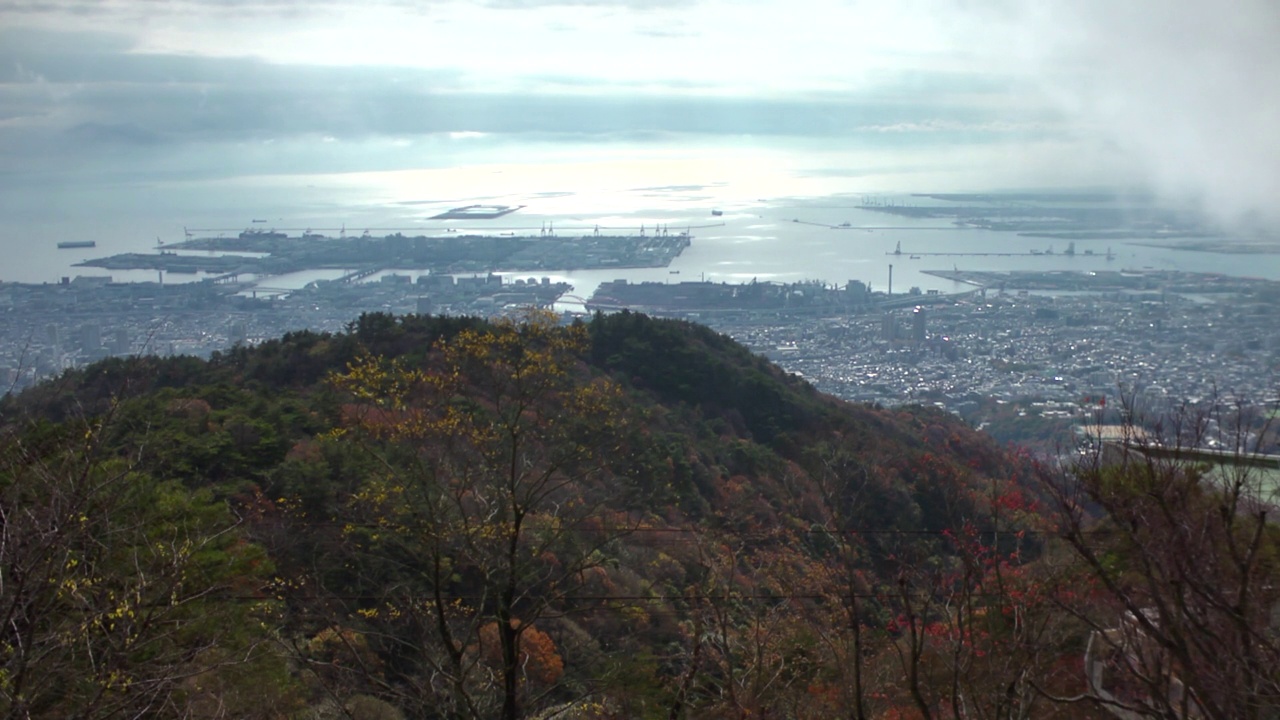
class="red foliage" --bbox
[478,621,564,687]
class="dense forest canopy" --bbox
[1,310,1276,719]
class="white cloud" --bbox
[11,0,1270,217]
[0,0,1006,96]
[963,0,1280,229]
[856,120,1051,134]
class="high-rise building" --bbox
[112,328,130,356]
[912,306,926,343]
[79,323,101,352]
[229,321,248,345]
[880,313,898,341]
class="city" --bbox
[6,251,1277,451]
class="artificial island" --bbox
[81,224,692,279]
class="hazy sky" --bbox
[2,0,1277,225]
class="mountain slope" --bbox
[0,311,1084,720]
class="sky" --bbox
[1,0,1278,229]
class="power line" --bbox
[174,590,1046,606]
[261,520,1062,537]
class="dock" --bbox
[885,241,1111,261]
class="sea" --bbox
[5,145,1280,306]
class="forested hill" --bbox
[0,311,1082,719]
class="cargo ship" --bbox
[57,241,96,249]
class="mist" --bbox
[981,0,1280,231]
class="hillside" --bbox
[0,311,1164,718]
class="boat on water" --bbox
[711,209,723,216]
[57,241,96,249]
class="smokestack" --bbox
[888,264,893,297]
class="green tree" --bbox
[0,417,295,719]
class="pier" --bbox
[884,241,1112,261]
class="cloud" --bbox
[65,121,162,145]
[856,120,1052,135]
[975,0,1280,230]
[0,0,692,19]
[1,0,358,15]
[633,27,697,39]
[0,2,1135,199]
[0,0,1001,94]
[0,27,1036,147]
[484,0,695,7]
